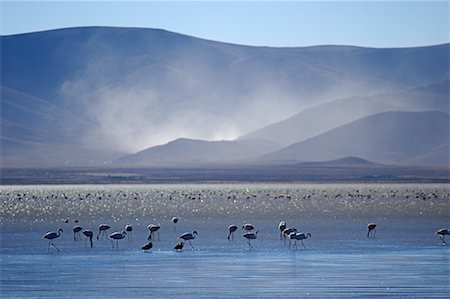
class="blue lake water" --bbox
[1,183,449,298]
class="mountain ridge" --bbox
[1,27,449,167]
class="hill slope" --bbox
[259,111,449,166]
[240,80,449,146]
[117,138,281,166]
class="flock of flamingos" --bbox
[42,218,450,253]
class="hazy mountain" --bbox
[117,138,281,166]
[240,80,449,147]
[1,27,449,167]
[297,156,381,167]
[259,111,449,166]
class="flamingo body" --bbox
[436,228,450,245]
[174,242,184,251]
[43,228,63,252]
[367,223,377,238]
[147,224,161,241]
[242,231,258,249]
[108,231,127,249]
[228,225,238,240]
[242,224,255,231]
[97,224,111,240]
[141,241,153,252]
[73,225,83,241]
[179,231,198,249]
[82,229,94,247]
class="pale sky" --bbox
[1,1,449,47]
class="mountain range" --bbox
[1,27,449,169]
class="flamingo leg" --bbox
[158,231,160,241]
[246,240,254,250]
[111,240,114,249]
[50,241,60,252]
[301,240,306,249]
[373,229,376,238]
[227,232,231,240]
[189,240,194,249]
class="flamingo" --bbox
[172,217,178,232]
[242,231,258,250]
[228,225,238,240]
[293,232,312,249]
[179,231,198,249]
[436,228,450,245]
[278,221,287,240]
[73,225,83,241]
[174,242,184,252]
[43,228,63,252]
[108,231,127,249]
[141,241,153,252]
[125,224,133,242]
[82,229,94,247]
[367,223,377,238]
[242,223,255,231]
[97,224,111,240]
[147,224,161,241]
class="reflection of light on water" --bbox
[1,184,449,228]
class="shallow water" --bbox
[1,183,449,298]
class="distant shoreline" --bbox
[1,166,448,185]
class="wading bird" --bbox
[278,221,287,240]
[43,228,63,252]
[97,224,111,240]
[179,231,198,249]
[243,231,258,250]
[228,225,238,240]
[242,224,255,231]
[172,217,178,232]
[73,225,83,241]
[367,223,377,238]
[147,224,161,241]
[125,224,133,242]
[82,229,94,247]
[108,231,127,250]
[141,241,153,252]
[174,242,184,252]
[436,228,449,245]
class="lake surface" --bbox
[1,183,449,298]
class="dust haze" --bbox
[60,42,302,153]
[59,31,374,154]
